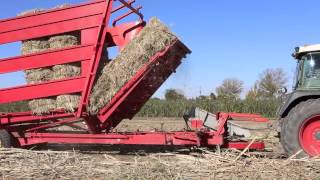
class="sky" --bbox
[1,0,320,98]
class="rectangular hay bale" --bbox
[89,18,177,114]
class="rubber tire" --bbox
[0,130,12,148]
[280,99,320,158]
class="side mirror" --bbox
[278,87,288,94]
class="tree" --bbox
[257,68,287,97]
[216,78,244,98]
[210,93,217,100]
[246,82,260,100]
[196,95,209,101]
[165,89,186,101]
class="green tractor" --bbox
[279,44,320,157]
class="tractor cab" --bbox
[293,44,320,90]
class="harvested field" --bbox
[0,118,318,180]
[0,148,319,180]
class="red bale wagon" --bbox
[0,0,264,150]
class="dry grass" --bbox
[0,148,318,180]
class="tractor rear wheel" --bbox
[281,99,320,157]
[0,130,13,148]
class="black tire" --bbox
[280,99,320,157]
[0,130,12,148]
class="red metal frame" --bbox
[191,120,203,129]
[0,0,148,128]
[14,132,265,151]
[0,1,264,151]
[10,112,264,150]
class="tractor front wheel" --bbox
[281,99,320,157]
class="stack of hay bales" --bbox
[22,39,57,115]
[20,11,178,116]
[20,10,57,115]
[89,18,177,114]
[49,33,81,112]
[19,8,82,114]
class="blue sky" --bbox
[0,0,319,98]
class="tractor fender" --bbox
[278,90,320,119]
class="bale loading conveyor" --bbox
[0,0,265,150]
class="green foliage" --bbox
[241,97,281,117]
[257,68,287,97]
[0,98,281,118]
[0,101,29,113]
[138,96,281,118]
[216,78,244,98]
[164,89,186,101]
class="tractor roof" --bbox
[293,44,320,59]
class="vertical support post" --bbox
[81,28,99,77]
[77,0,114,117]
[80,28,106,134]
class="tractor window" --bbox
[301,53,320,88]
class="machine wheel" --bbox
[0,130,13,148]
[281,99,320,157]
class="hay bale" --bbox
[21,39,50,55]
[89,18,177,114]
[49,33,81,112]
[21,35,56,114]
[17,9,44,17]
[22,39,52,85]
[25,68,53,84]
[52,64,81,80]
[48,34,79,50]
[53,4,70,9]
[27,98,56,115]
[49,34,81,80]
[56,94,81,112]
[17,4,69,17]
